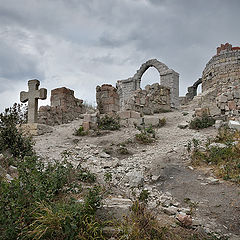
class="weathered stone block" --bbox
[82,122,90,131]
[118,111,131,119]
[130,111,141,119]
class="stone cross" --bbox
[20,79,47,123]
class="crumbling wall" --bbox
[185,78,202,101]
[38,87,85,125]
[194,43,240,117]
[96,84,120,114]
[116,59,179,110]
[216,87,240,121]
[124,83,171,115]
[202,43,240,93]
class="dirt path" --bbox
[34,110,240,238]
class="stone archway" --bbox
[186,78,202,101]
[117,59,179,109]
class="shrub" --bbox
[158,118,166,127]
[0,154,104,239]
[135,125,156,144]
[98,115,120,131]
[117,147,129,155]
[189,114,215,130]
[0,103,33,158]
[77,166,96,183]
[74,126,88,136]
[190,129,240,184]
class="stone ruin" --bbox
[38,87,85,125]
[96,84,120,114]
[116,59,179,110]
[184,43,240,121]
[96,59,179,116]
[124,83,171,115]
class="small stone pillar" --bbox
[96,84,120,114]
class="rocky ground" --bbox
[34,109,240,239]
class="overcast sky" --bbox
[0,0,239,111]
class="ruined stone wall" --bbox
[202,43,240,93]
[116,59,179,110]
[38,87,85,125]
[124,83,171,115]
[216,87,240,121]
[198,43,240,117]
[96,84,120,114]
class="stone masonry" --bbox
[96,84,120,114]
[191,43,240,118]
[20,79,47,123]
[124,83,171,115]
[116,59,179,110]
[216,87,240,121]
[38,87,85,125]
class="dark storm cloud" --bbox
[0,41,43,83]
[0,0,240,111]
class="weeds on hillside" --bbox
[115,200,222,240]
[189,114,215,130]
[98,115,120,130]
[189,127,240,184]
[135,125,156,144]
[0,104,105,240]
[74,125,88,136]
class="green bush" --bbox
[0,103,33,158]
[189,114,215,130]
[135,125,156,144]
[190,129,240,184]
[98,115,120,130]
[77,166,96,183]
[74,126,88,136]
[0,155,105,239]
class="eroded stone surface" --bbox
[96,84,120,114]
[38,87,85,125]
[124,83,171,115]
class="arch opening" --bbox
[140,66,161,89]
[197,83,202,95]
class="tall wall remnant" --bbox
[38,87,85,125]
[200,43,240,118]
[116,59,179,110]
[96,84,120,114]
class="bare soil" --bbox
[34,109,240,238]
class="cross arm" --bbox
[20,91,29,103]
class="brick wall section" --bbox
[124,83,171,115]
[38,87,85,125]
[96,84,120,114]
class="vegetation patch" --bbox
[135,125,156,144]
[189,127,240,184]
[74,125,88,136]
[0,103,33,158]
[189,114,215,130]
[115,201,222,240]
[98,115,120,131]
